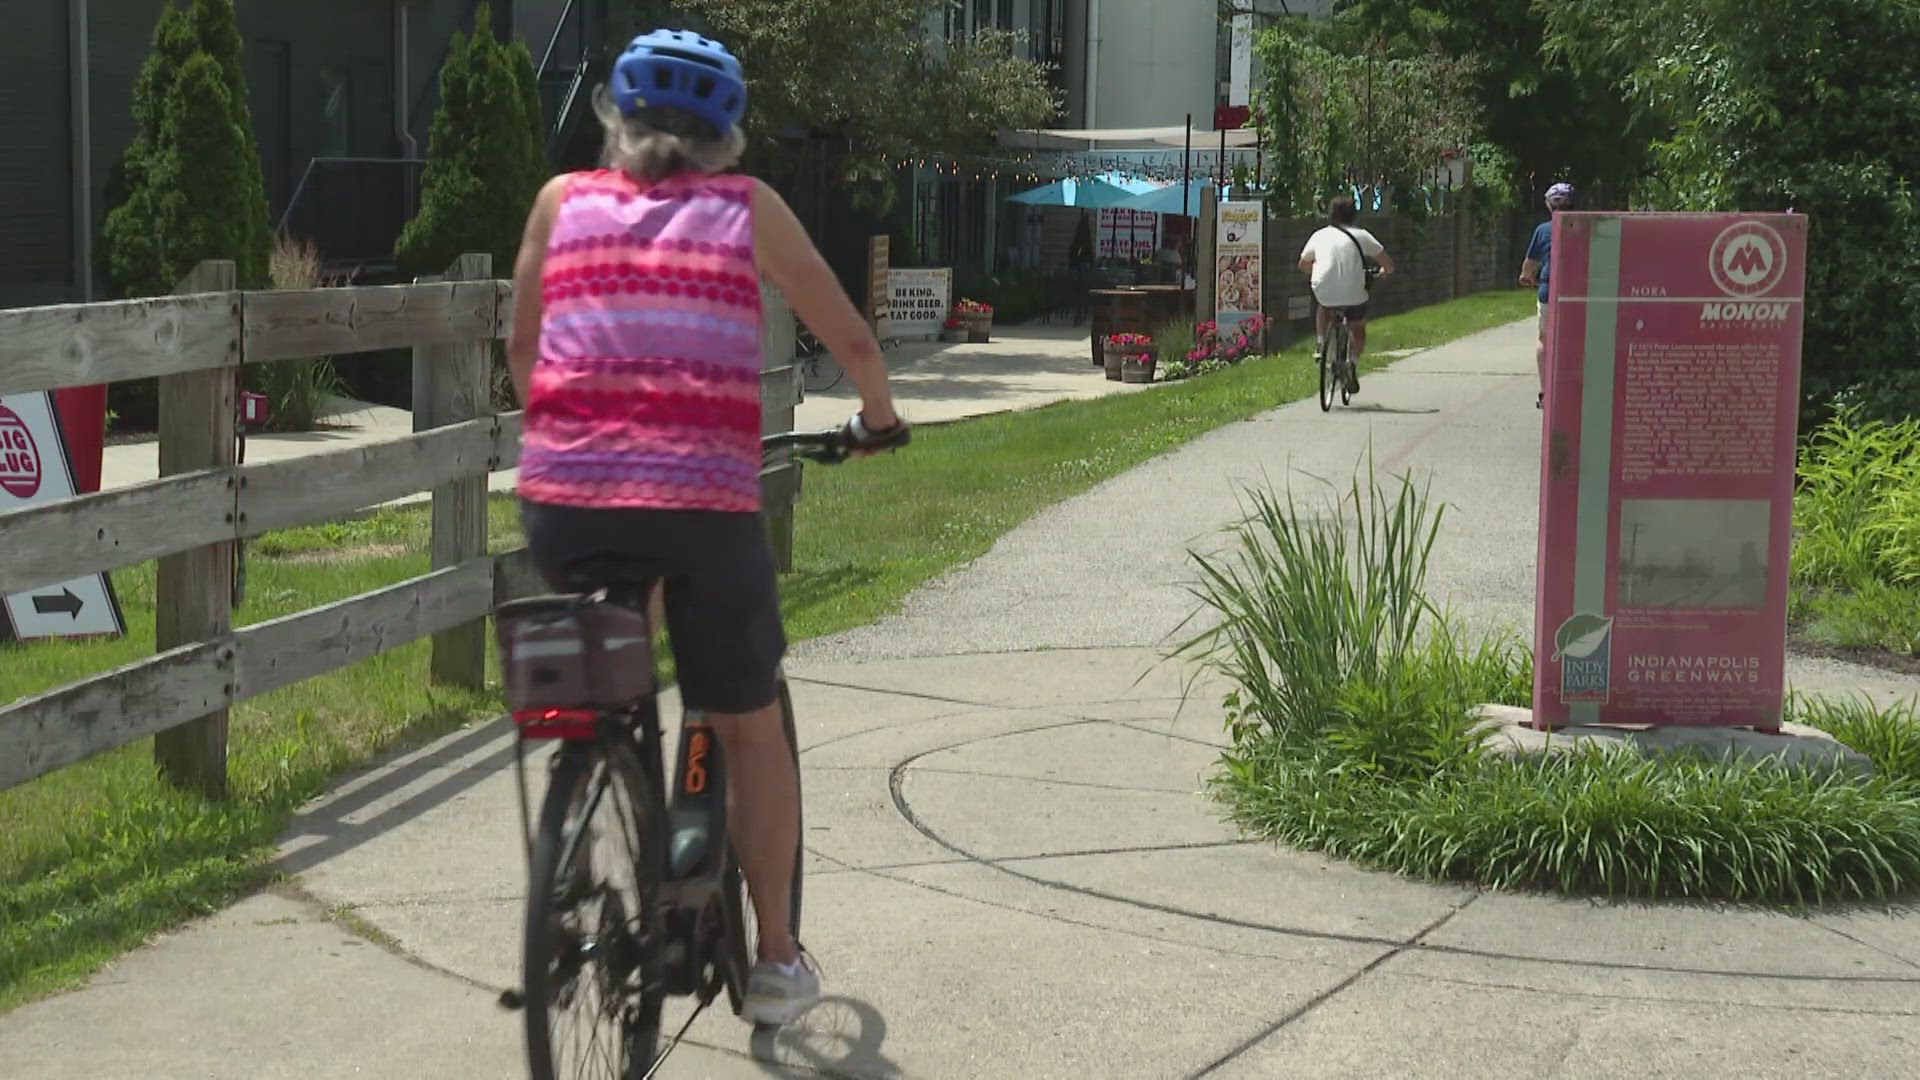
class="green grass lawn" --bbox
[0,288,1534,1011]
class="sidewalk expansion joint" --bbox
[268,879,506,998]
[1185,895,1481,1078]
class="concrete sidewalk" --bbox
[793,323,1147,429]
[95,325,1138,502]
[10,318,1920,1078]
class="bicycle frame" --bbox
[508,614,741,1001]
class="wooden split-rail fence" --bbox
[0,256,802,798]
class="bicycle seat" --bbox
[560,555,676,599]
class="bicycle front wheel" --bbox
[524,741,667,1080]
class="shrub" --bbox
[1793,407,1920,587]
[395,3,547,277]
[1792,406,1920,655]
[101,0,273,431]
[102,0,270,296]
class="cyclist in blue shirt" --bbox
[1520,182,1576,408]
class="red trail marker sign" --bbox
[1533,212,1807,732]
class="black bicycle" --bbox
[497,427,902,1079]
[1318,306,1360,412]
[795,321,843,393]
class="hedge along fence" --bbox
[0,258,802,799]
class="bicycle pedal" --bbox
[497,988,525,1011]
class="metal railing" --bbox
[276,157,426,274]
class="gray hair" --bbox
[592,85,745,181]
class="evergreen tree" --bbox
[396,3,549,276]
[102,0,271,296]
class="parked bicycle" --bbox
[795,321,843,393]
[496,425,904,1079]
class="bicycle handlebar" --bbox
[761,420,911,466]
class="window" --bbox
[319,66,351,157]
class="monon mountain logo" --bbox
[1726,243,1769,278]
[1708,221,1788,298]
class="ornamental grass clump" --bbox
[1182,461,1920,905]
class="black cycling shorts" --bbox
[519,501,786,714]
[1328,301,1369,322]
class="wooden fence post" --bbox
[1454,158,1475,299]
[154,260,240,798]
[760,281,799,571]
[417,253,492,688]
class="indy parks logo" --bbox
[1553,612,1614,704]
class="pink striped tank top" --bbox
[519,170,763,512]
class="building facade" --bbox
[906,0,1327,277]
[0,0,574,311]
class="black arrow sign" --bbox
[32,588,84,618]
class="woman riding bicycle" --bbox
[506,28,905,1027]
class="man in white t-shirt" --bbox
[1298,194,1394,392]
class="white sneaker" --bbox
[741,953,821,1027]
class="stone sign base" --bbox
[1473,704,1873,779]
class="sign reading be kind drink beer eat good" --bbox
[1534,213,1807,732]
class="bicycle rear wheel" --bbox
[720,678,806,1018]
[1318,323,1337,412]
[1337,327,1354,406]
[800,353,844,393]
[524,741,667,1080]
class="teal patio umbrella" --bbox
[1111,181,1218,218]
[1005,177,1136,208]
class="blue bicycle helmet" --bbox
[610,30,747,136]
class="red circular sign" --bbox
[0,405,43,499]
[1709,221,1789,297]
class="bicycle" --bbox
[496,427,896,1079]
[795,321,843,393]
[1318,305,1361,412]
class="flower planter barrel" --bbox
[1120,356,1156,384]
[1088,288,1150,367]
[960,312,992,343]
[1102,340,1157,381]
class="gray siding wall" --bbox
[0,0,75,307]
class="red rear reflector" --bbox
[512,708,600,739]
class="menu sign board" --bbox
[1214,200,1264,332]
[1534,213,1807,732]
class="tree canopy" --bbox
[1254,23,1483,217]
[1275,0,1654,200]
[1543,0,1920,413]
[617,0,1058,195]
